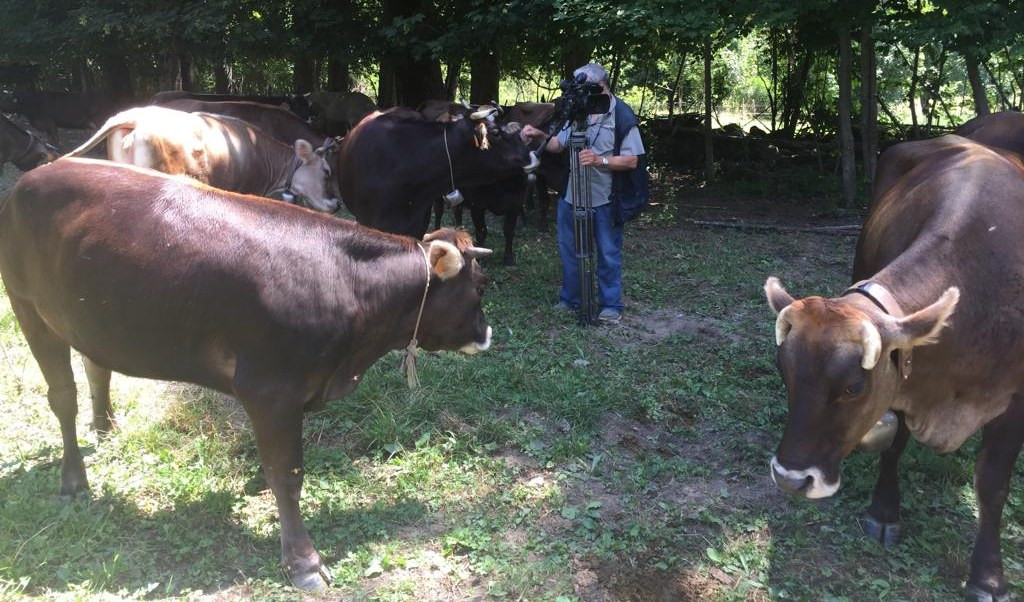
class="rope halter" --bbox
[399,242,432,388]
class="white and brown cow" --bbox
[66,105,339,212]
[765,126,1024,602]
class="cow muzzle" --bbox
[523,151,540,174]
[459,326,492,355]
[856,411,898,453]
[769,457,840,499]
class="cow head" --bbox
[452,108,539,182]
[290,139,341,213]
[763,276,959,499]
[417,228,493,354]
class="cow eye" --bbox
[842,379,865,397]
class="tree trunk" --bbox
[982,60,1013,111]
[179,53,194,91]
[667,52,686,117]
[781,47,812,139]
[378,57,396,108]
[97,39,133,106]
[562,41,592,80]
[859,25,878,184]
[965,54,990,116]
[327,55,350,92]
[908,46,921,138]
[292,54,317,94]
[838,27,857,208]
[703,36,715,183]
[214,58,232,94]
[470,50,499,105]
[770,29,779,132]
[444,58,461,100]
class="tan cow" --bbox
[66,106,340,213]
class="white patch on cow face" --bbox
[459,326,492,355]
[770,456,840,499]
[290,139,340,213]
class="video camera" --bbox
[553,72,611,126]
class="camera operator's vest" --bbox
[610,100,649,224]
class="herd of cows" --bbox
[0,89,1023,600]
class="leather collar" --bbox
[842,279,913,379]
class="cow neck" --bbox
[264,142,299,200]
[399,242,432,388]
[841,279,914,379]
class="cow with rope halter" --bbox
[0,158,493,591]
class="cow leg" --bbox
[10,299,87,497]
[453,205,465,228]
[432,198,444,231]
[536,182,551,231]
[83,356,115,435]
[236,384,330,591]
[502,210,517,266]
[861,412,910,547]
[964,399,1024,602]
[470,205,487,247]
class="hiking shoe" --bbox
[554,301,575,312]
[598,308,622,324]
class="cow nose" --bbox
[771,463,811,495]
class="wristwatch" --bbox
[602,156,609,167]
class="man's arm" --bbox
[520,124,564,153]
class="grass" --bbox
[0,170,1021,601]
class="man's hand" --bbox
[520,124,545,143]
[578,148,604,167]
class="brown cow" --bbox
[66,106,339,213]
[765,133,1024,601]
[0,158,494,590]
[0,113,59,171]
[153,98,328,147]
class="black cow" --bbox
[338,107,539,239]
[0,113,58,171]
[503,102,566,230]
[0,158,494,590]
[150,90,313,121]
[0,90,120,142]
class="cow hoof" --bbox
[288,563,333,592]
[859,513,901,547]
[965,583,1011,602]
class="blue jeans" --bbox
[557,199,624,312]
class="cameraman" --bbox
[520,63,648,324]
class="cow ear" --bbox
[472,122,490,150]
[427,240,465,280]
[764,277,794,315]
[888,287,960,349]
[294,139,315,162]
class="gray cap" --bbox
[573,63,608,85]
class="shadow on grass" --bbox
[0,452,438,597]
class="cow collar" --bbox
[441,127,464,208]
[277,155,304,204]
[399,243,432,388]
[842,280,913,379]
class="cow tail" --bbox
[63,109,141,159]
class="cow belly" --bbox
[898,387,1016,453]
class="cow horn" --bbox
[523,150,540,173]
[470,107,498,120]
[860,320,883,370]
[464,246,493,259]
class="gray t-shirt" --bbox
[557,96,645,207]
